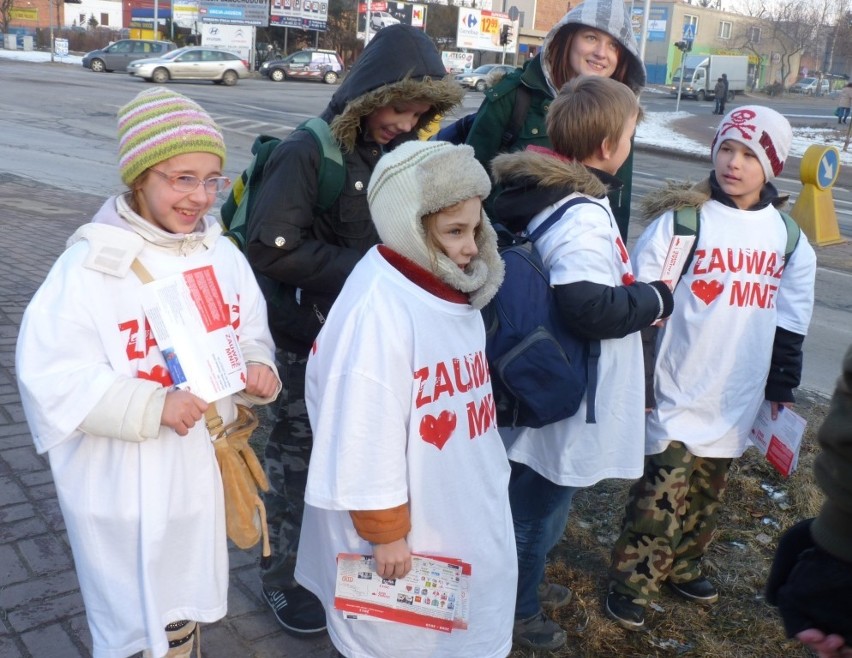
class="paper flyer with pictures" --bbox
[334,554,470,633]
[659,234,696,289]
[748,401,807,477]
[140,265,247,403]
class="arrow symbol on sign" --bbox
[821,157,835,182]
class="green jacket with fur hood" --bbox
[465,0,645,240]
[246,25,463,354]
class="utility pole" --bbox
[48,0,55,62]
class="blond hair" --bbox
[546,75,643,162]
[421,200,482,271]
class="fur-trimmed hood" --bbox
[320,25,463,152]
[639,176,789,222]
[488,148,612,231]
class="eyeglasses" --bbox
[150,169,232,195]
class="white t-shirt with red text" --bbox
[296,247,516,658]
[633,199,816,457]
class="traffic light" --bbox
[674,40,692,52]
[500,24,512,46]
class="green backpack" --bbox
[220,117,345,251]
[673,206,801,281]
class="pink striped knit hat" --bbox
[117,87,226,185]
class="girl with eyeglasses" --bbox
[16,87,281,658]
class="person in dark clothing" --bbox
[717,72,729,114]
[713,77,725,114]
[767,344,852,657]
[244,25,463,637]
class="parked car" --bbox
[455,63,516,92]
[126,46,250,85]
[259,48,344,84]
[789,77,830,95]
[82,39,177,73]
[370,11,400,30]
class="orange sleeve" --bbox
[349,503,411,544]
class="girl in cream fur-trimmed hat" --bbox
[295,140,516,658]
[16,87,281,658]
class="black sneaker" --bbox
[605,591,645,631]
[512,610,567,650]
[262,585,327,636]
[667,576,719,603]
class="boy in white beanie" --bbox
[294,141,517,658]
[607,105,817,631]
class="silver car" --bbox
[126,46,250,86]
[455,63,517,92]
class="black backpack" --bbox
[483,198,603,429]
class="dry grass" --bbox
[508,388,831,658]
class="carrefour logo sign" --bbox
[462,13,477,28]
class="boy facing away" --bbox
[244,25,463,635]
[606,105,817,631]
[488,75,674,651]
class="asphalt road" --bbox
[1,59,850,396]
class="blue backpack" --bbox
[483,197,602,429]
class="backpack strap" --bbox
[527,197,606,243]
[297,117,345,213]
[778,210,802,264]
[526,196,605,424]
[501,84,531,149]
[222,134,281,251]
[673,205,700,283]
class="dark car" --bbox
[82,39,177,73]
[259,48,344,84]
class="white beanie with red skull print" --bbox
[711,105,792,181]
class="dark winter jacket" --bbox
[811,345,852,562]
[490,148,670,340]
[246,25,463,354]
[464,0,646,240]
[638,174,805,405]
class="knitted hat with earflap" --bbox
[116,87,226,185]
[367,141,504,309]
[711,105,792,181]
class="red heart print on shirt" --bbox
[419,410,457,450]
[691,279,724,305]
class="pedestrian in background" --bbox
[836,82,852,124]
[296,141,515,658]
[713,76,726,114]
[607,105,817,632]
[245,24,463,637]
[16,87,281,658]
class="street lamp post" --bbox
[49,0,55,62]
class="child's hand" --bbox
[244,363,278,398]
[770,401,793,420]
[162,390,208,436]
[373,538,412,580]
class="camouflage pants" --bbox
[608,441,732,605]
[260,351,312,590]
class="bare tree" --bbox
[1,0,15,36]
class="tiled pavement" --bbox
[0,174,334,658]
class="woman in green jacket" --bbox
[465,0,645,240]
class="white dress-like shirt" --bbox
[17,198,278,658]
[502,194,647,487]
[296,247,517,658]
[632,199,816,458]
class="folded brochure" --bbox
[334,553,470,633]
[140,265,247,403]
[749,401,806,476]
